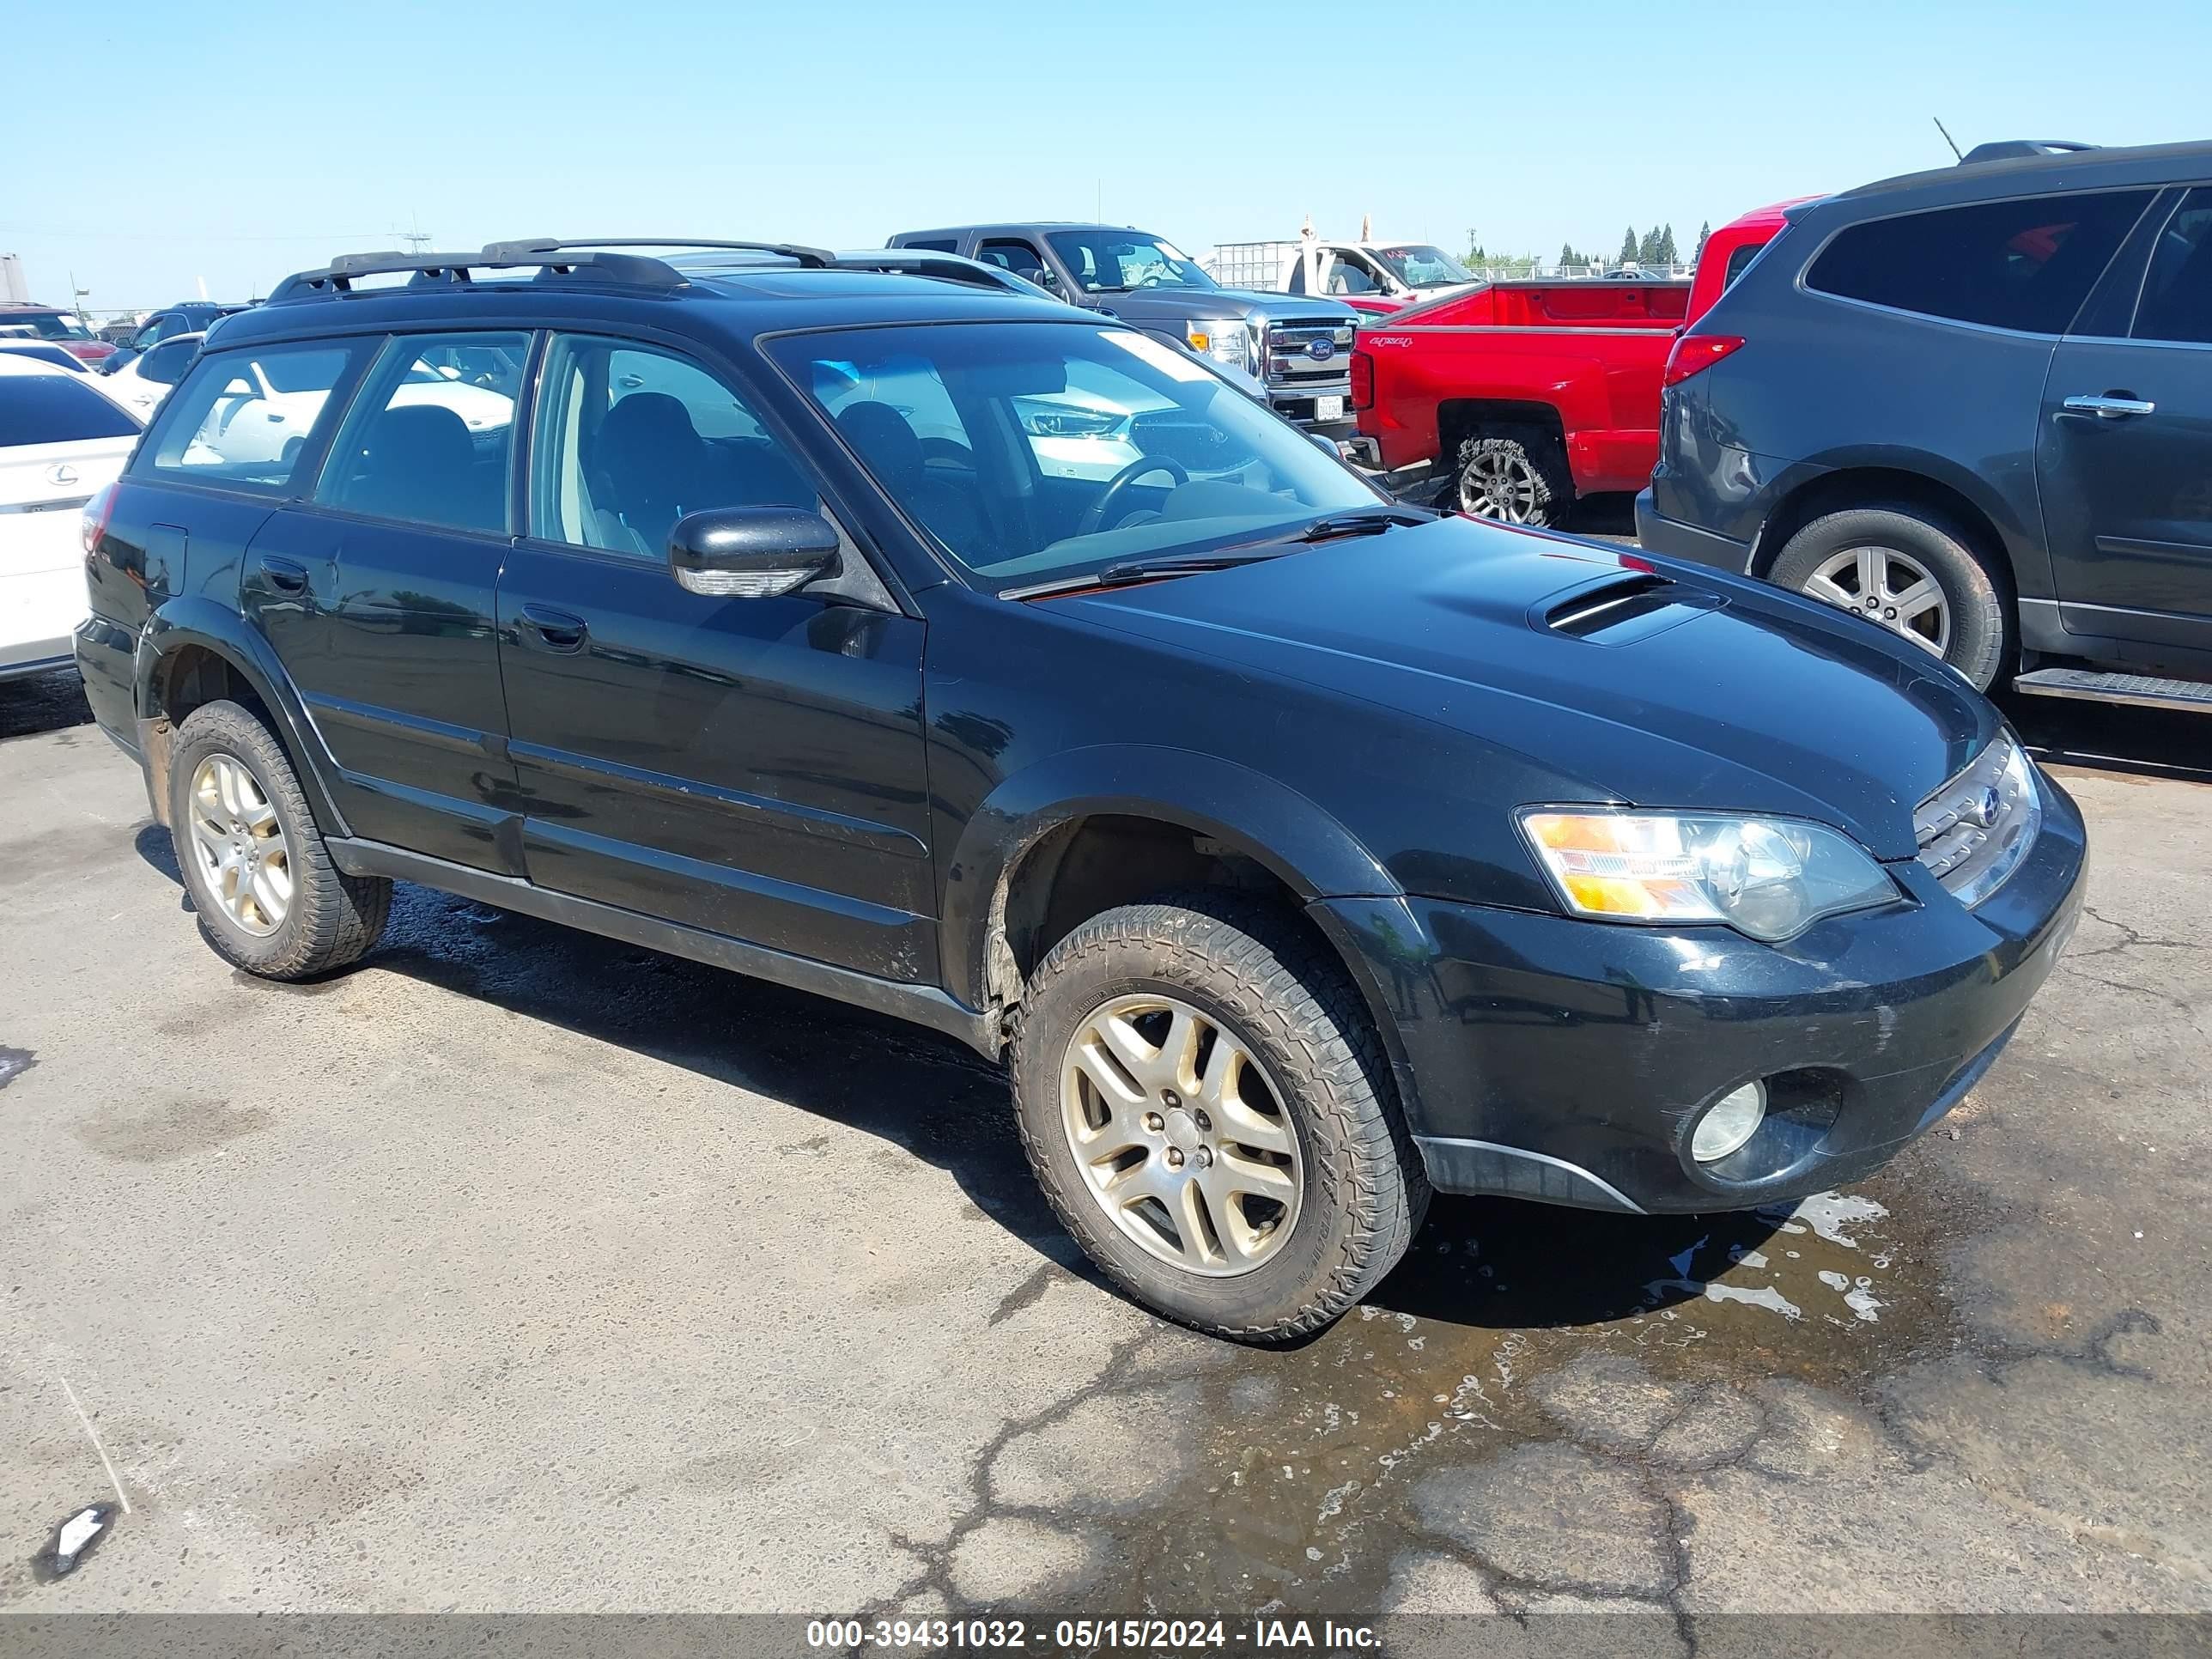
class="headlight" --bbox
[1187,320,1253,373]
[1016,401,1123,439]
[1519,809,1898,942]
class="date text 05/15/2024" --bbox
[805,1618,1382,1650]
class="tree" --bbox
[1656,223,1678,265]
[1695,220,1711,262]
[1620,226,1639,264]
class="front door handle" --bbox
[255,555,309,594]
[2061,392,2156,420]
[517,604,588,653]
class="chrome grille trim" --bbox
[1913,734,2041,907]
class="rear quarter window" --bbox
[136,341,363,494]
[1806,189,2153,334]
[0,374,142,447]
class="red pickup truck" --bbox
[1349,201,1802,526]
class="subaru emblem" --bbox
[1962,787,2001,829]
[1306,339,1335,362]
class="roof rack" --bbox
[823,252,1044,294]
[269,237,836,302]
[1960,139,2098,164]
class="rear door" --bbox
[495,331,936,981]
[240,330,529,871]
[0,371,140,673]
[2039,185,2212,653]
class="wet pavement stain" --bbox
[0,1045,34,1090]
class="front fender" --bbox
[937,743,1398,1015]
[137,599,349,836]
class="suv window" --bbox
[0,373,141,447]
[2133,187,2212,345]
[317,332,526,535]
[137,337,198,387]
[139,342,362,492]
[1806,189,2152,334]
[903,238,958,253]
[1722,240,1767,289]
[977,239,1048,283]
[529,334,817,558]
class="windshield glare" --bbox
[1044,230,1216,294]
[0,311,93,342]
[1373,244,1474,288]
[775,322,1379,593]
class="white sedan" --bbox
[0,357,143,682]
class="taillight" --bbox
[1350,349,1374,410]
[82,482,117,556]
[1662,333,1745,387]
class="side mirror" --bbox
[669,507,841,599]
[1036,268,1061,292]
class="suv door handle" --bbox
[517,604,588,653]
[255,555,309,594]
[2061,392,2156,420]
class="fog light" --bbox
[1692,1081,1766,1163]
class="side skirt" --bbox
[325,836,1000,1057]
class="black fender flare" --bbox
[938,739,1400,1007]
[134,599,349,836]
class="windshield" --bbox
[1044,230,1217,295]
[771,321,1379,594]
[0,311,94,342]
[1371,245,1474,289]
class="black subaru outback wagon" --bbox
[78,238,2084,1340]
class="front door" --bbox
[2039,185,2212,655]
[495,332,937,982]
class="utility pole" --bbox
[392,216,431,254]
[69,271,91,322]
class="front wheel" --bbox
[1010,893,1427,1342]
[1767,507,2008,689]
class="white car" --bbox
[97,331,204,420]
[0,357,143,682]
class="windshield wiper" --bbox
[1003,552,1282,601]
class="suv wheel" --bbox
[1451,431,1571,526]
[1768,507,2008,689]
[168,700,391,979]
[1010,893,1428,1341]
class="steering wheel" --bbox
[1079,456,1189,536]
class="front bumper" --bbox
[1633,486,1753,574]
[1316,769,2087,1213]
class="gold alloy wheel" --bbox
[185,752,293,937]
[1060,994,1303,1277]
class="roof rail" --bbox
[1960,139,2098,164]
[823,252,1043,294]
[482,237,836,269]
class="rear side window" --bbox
[2132,187,2212,345]
[902,238,958,253]
[0,374,142,447]
[319,331,528,536]
[140,342,362,493]
[1806,189,2151,334]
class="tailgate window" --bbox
[0,375,142,447]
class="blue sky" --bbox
[11,0,2209,313]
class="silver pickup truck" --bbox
[887,222,1359,436]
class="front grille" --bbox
[1913,733,2041,907]
[1262,318,1354,388]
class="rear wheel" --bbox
[167,700,390,979]
[1010,893,1427,1342]
[1768,507,2008,689]
[1451,430,1572,526]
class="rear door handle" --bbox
[255,555,309,594]
[2061,392,2156,420]
[517,604,588,653]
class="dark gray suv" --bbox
[1638,140,2212,709]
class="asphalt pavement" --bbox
[1,662,2205,1623]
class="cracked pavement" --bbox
[1,672,2206,1619]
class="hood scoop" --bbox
[1538,571,1723,646]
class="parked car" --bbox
[887,222,1360,435]
[1204,238,1479,316]
[98,330,204,419]
[1641,140,2212,708]
[1351,204,1793,526]
[1,356,142,681]
[0,340,94,374]
[0,304,118,369]
[77,238,2083,1340]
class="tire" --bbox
[167,699,391,979]
[1010,891,1428,1342]
[1450,430,1572,527]
[1767,507,2008,690]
